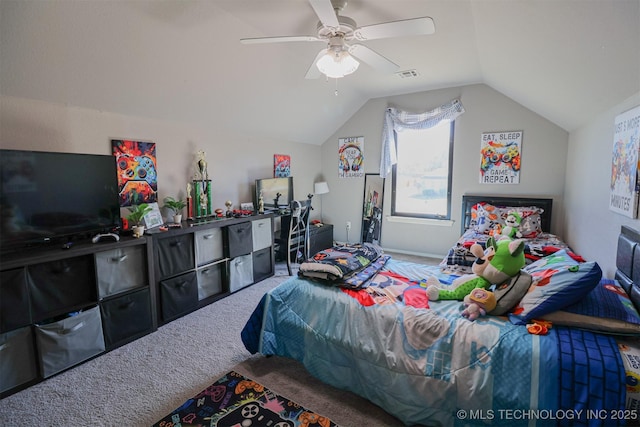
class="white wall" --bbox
[319,84,569,257]
[564,91,640,278]
[0,95,322,223]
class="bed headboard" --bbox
[461,194,554,235]
[616,225,640,312]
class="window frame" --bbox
[390,121,455,220]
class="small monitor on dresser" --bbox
[255,177,293,210]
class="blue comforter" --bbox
[241,261,626,426]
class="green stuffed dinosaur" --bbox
[426,236,526,301]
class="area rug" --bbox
[152,370,338,427]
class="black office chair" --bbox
[285,196,312,275]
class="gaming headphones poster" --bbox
[111,139,158,207]
[339,136,364,178]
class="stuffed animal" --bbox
[461,288,497,321]
[501,211,523,239]
[426,236,526,301]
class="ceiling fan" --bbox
[240,0,435,79]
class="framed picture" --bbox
[274,154,291,177]
[610,105,640,218]
[362,173,385,244]
[111,139,158,207]
[479,131,522,184]
[143,202,164,229]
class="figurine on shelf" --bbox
[196,150,208,181]
[225,200,233,217]
[199,187,208,216]
[274,192,281,209]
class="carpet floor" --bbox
[0,254,440,426]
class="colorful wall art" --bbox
[610,105,640,218]
[339,136,364,178]
[111,139,157,207]
[274,154,290,177]
[479,131,522,184]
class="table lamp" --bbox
[314,181,330,224]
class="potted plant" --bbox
[163,196,187,223]
[126,203,151,237]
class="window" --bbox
[391,120,454,219]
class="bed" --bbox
[440,195,574,274]
[241,196,640,426]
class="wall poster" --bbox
[610,105,640,218]
[274,154,291,177]
[479,131,522,184]
[111,139,158,207]
[338,136,364,178]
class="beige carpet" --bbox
[0,253,441,426]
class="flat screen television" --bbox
[0,149,121,252]
[255,177,294,210]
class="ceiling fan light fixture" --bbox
[316,49,359,78]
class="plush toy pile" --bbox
[426,236,531,320]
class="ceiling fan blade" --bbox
[304,49,326,79]
[354,17,435,41]
[240,35,321,44]
[308,0,339,29]
[348,44,399,73]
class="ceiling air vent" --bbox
[396,69,419,79]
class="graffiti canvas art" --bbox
[479,131,522,184]
[273,154,290,177]
[111,139,158,207]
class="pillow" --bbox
[470,203,544,237]
[540,279,640,335]
[509,249,602,324]
[496,206,544,238]
[471,203,502,234]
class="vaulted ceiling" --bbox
[1,0,639,145]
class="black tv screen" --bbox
[255,177,294,209]
[0,149,121,251]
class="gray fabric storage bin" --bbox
[156,234,195,279]
[0,267,31,333]
[96,245,147,298]
[100,288,152,348]
[229,254,253,292]
[160,271,198,321]
[251,218,272,251]
[227,222,253,258]
[197,263,223,300]
[35,306,105,378]
[252,247,273,283]
[27,255,96,321]
[1,326,38,393]
[195,228,223,267]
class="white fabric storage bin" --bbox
[0,326,38,393]
[35,306,105,378]
[195,228,223,267]
[197,263,223,300]
[252,218,272,251]
[95,245,146,298]
[229,254,253,293]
